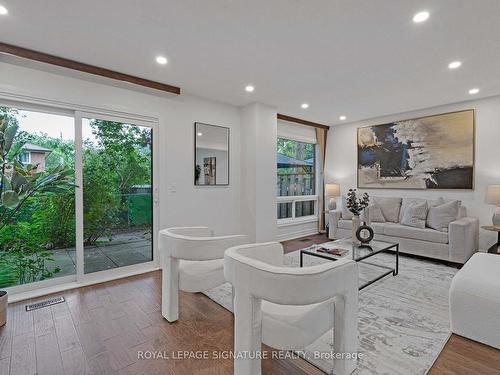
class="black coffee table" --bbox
[300,238,399,290]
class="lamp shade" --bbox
[325,183,340,197]
[486,185,500,205]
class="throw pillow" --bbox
[426,200,460,232]
[399,198,427,222]
[427,197,445,209]
[341,196,354,220]
[401,201,428,228]
[362,204,386,223]
[372,197,402,223]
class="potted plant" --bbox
[346,189,369,244]
[0,113,73,325]
[195,164,201,184]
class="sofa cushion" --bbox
[383,223,449,244]
[399,198,427,222]
[372,197,402,223]
[426,200,460,232]
[338,219,385,234]
[362,204,386,223]
[401,201,428,229]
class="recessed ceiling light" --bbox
[155,56,168,65]
[413,11,429,23]
[0,5,8,15]
[197,132,203,136]
[245,85,255,92]
[301,103,309,109]
[339,115,347,121]
[448,61,462,69]
[468,88,480,95]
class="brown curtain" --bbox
[316,127,328,232]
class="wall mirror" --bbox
[194,122,229,185]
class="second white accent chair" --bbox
[159,226,248,322]
[224,242,359,375]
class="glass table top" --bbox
[301,238,398,262]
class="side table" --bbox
[481,226,500,254]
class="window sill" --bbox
[277,216,319,227]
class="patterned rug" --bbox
[204,244,457,375]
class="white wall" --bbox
[325,95,500,249]
[277,220,318,241]
[240,103,278,242]
[0,62,242,236]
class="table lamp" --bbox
[325,183,340,210]
[486,185,500,227]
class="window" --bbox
[277,137,317,222]
[19,151,30,163]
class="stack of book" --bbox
[316,247,348,257]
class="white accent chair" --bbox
[224,242,359,375]
[159,227,248,322]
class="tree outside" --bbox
[0,107,153,288]
[276,138,316,219]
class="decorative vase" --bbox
[363,206,372,226]
[352,215,361,245]
[0,291,7,326]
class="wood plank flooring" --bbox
[429,334,500,375]
[0,233,498,374]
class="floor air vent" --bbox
[299,238,311,242]
[26,296,65,312]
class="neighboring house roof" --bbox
[21,143,52,153]
[277,153,314,168]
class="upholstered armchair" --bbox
[159,227,248,322]
[224,242,359,375]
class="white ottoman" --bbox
[449,252,500,348]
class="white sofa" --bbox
[450,252,500,348]
[329,197,479,264]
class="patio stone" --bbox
[44,232,152,277]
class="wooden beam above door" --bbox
[0,42,181,95]
[277,113,330,130]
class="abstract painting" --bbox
[357,110,474,189]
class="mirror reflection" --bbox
[194,123,229,185]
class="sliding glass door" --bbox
[0,106,76,289]
[81,116,153,273]
[0,104,157,293]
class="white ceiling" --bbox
[1,0,500,125]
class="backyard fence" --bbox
[277,173,316,220]
[277,172,315,196]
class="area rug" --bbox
[204,244,457,375]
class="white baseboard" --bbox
[277,228,321,242]
[7,265,160,304]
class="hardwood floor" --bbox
[429,334,500,375]
[0,233,498,374]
